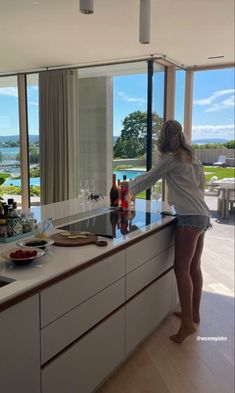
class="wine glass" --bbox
[88,179,95,196]
[152,181,162,213]
[79,179,89,205]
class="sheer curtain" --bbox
[39,69,79,204]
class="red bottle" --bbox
[110,174,119,207]
[120,175,129,210]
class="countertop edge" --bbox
[0,217,176,312]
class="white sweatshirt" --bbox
[129,153,210,217]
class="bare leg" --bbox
[190,232,204,322]
[170,227,204,343]
[174,232,205,323]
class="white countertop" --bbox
[0,198,176,308]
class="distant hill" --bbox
[113,136,119,144]
[0,134,39,143]
[192,138,229,144]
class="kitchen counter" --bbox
[0,198,176,309]
[0,197,177,393]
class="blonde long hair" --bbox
[157,120,194,162]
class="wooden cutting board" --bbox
[50,232,108,247]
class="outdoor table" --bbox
[218,178,235,218]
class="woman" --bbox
[129,120,211,343]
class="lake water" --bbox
[0,147,20,160]
[0,146,19,157]
[3,170,145,187]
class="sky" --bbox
[0,67,234,141]
[113,67,235,141]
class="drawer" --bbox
[42,308,125,393]
[126,269,176,355]
[40,250,125,327]
[126,246,174,299]
[126,224,175,273]
[41,277,125,364]
[0,295,40,393]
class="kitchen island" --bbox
[0,198,178,393]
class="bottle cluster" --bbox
[109,174,132,210]
[0,199,36,239]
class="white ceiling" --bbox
[0,0,234,74]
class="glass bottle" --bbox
[120,175,129,210]
[0,202,7,238]
[110,174,119,207]
[12,202,20,217]
[7,198,14,210]
[6,206,13,237]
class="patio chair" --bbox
[213,155,227,167]
[205,176,219,196]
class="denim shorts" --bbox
[176,215,211,231]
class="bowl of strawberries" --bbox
[2,247,45,265]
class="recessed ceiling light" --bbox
[208,56,225,59]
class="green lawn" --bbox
[203,166,235,182]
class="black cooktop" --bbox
[59,209,162,239]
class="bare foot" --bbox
[174,311,200,323]
[169,323,196,343]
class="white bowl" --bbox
[1,247,45,265]
[16,238,54,249]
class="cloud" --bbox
[192,124,235,138]
[192,124,234,131]
[118,91,146,105]
[193,89,235,112]
[28,101,38,106]
[221,96,235,107]
[0,87,18,98]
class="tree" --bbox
[28,144,40,164]
[113,111,163,158]
[224,140,235,149]
[16,143,40,164]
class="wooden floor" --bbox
[97,198,234,393]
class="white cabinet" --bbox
[0,221,176,393]
[126,270,177,355]
[126,246,174,300]
[40,250,125,327]
[40,223,176,392]
[126,225,175,273]
[42,308,125,393]
[41,277,125,364]
[0,295,40,393]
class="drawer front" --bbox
[41,277,125,364]
[0,295,40,393]
[126,246,174,300]
[40,250,125,327]
[126,225,175,273]
[126,270,176,355]
[42,308,125,393]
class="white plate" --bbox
[16,238,54,249]
[1,247,45,265]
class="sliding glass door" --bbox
[0,76,21,205]
[150,61,165,200]
[26,74,40,206]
